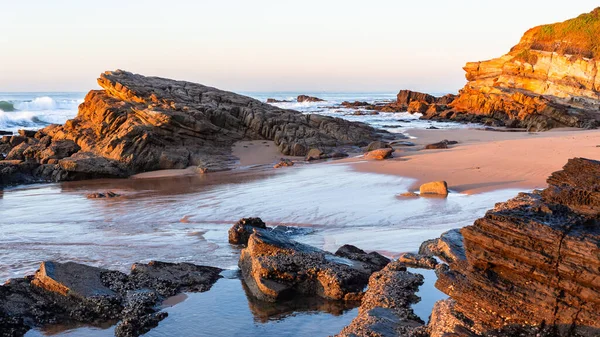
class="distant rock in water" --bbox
[424,8,600,131]
[424,157,600,336]
[297,95,325,102]
[0,70,389,187]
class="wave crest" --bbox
[14,96,80,111]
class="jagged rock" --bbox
[0,260,222,337]
[428,157,600,336]
[239,230,382,302]
[228,217,268,244]
[341,101,370,108]
[297,95,324,102]
[17,130,36,138]
[397,253,438,269]
[425,9,600,130]
[1,70,388,188]
[419,181,448,196]
[336,260,425,337]
[419,229,466,264]
[266,98,291,103]
[334,244,391,273]
[128,261,222,297]
[364,148,394,160]
[397,90,437,106]
[408,101,430,114]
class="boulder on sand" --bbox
[419,181,448,196]
[239,230,388,302]
[364,148,394,160]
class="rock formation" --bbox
[424,8,600,130]
[297,95,325,102]
[0,70,388,188]
[422,157,600,336]
[0,260,222,337]
[336,260,425,337]
[238,230,389,302]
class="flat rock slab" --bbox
[32,261,117,298]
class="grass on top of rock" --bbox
[511,7,600,60]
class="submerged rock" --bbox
[239,230,386,302]
[0,260,222,337]
[426,157,600,336]
[273,159,294,169]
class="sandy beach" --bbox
[346,128,600,194]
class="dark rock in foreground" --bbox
[239,230,390,302]
[424,157,600,336]
[0,260,222,337]
[336,260,425,337]
[0,70,388,188]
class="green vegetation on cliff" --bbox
[511,7,600,59]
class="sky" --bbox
[0,0,598,93]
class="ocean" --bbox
[0,91,473,136]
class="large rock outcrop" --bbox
[0,261,222,337]
[0,70,387,187]
[423,158,600,336]
[424,8,600,130]
[238,230,390,302]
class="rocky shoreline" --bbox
[0,70,392,188]
[2,157,598,337]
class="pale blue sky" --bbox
[0,1,597,92]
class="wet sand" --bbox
[347,128,600,194]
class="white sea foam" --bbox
[14,96,81,111]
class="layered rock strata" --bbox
[425,8,600,130]
[0,70,387,187]
[423,157,600,336]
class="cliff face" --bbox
[1,70,386,186]
[425,158,600,336]
[426,8,600,130]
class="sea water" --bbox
[2,163,521,336]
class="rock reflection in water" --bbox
[241,278,359,323]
